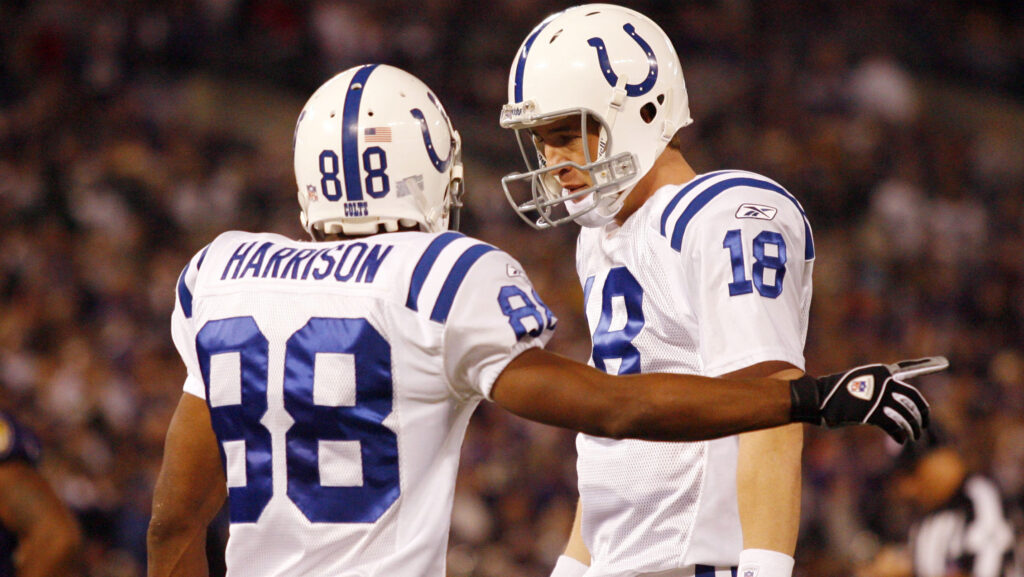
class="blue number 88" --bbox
[196,316,399,524]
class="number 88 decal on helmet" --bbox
[293,64,464,238]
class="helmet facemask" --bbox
[501,109,639,229]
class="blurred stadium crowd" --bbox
[0,1,1021,576]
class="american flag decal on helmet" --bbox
[364,127,392,142]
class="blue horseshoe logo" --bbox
[587,23,658,97]
[410,93,453,173]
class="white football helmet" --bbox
[294,64,463,238]
[500,4,692,229]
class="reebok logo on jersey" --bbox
[742,569,758,577]
[735,203,777,221]
[848,375,874,401]
[506,264,522,278]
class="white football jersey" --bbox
[170,230,555,577]
[574,170,814,576]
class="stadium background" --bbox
[0,1,1021,575]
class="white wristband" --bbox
[738,548,794,577]
[550,554,588,577]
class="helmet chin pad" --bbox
[565,188,625,228]
[501,141,639,230]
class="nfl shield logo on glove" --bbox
[847,375,874,400]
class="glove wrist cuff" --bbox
[789,374,821,424]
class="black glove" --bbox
[789,357,948,443]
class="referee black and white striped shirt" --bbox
[909,475,1020,577]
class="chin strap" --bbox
[601,83,627,147]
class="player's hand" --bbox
[790,357,948,443]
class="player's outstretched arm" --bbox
[148,393,227,577]
[492,348,790,440]
[491,349,944,443]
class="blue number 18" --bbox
[722,229,787,299]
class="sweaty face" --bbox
[530,115,602,197]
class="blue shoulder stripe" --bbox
[196,245,210,269]
[430,244,498,323]
[659,171,735,237]
[663,176,815,260]
[177,262,193,319]
[405,232,463,312]
[176,244,211,319]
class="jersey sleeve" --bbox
[440,250,557,401]
[680,184,814,376]
[171,244,211,399]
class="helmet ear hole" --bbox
[657,94,665,104]
[640,102,657,124]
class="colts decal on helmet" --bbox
[587,23,659,97]
[410,93,452,173]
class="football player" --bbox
[147,64,942,577]
[0,410,82,577]
[499,4,923,577]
